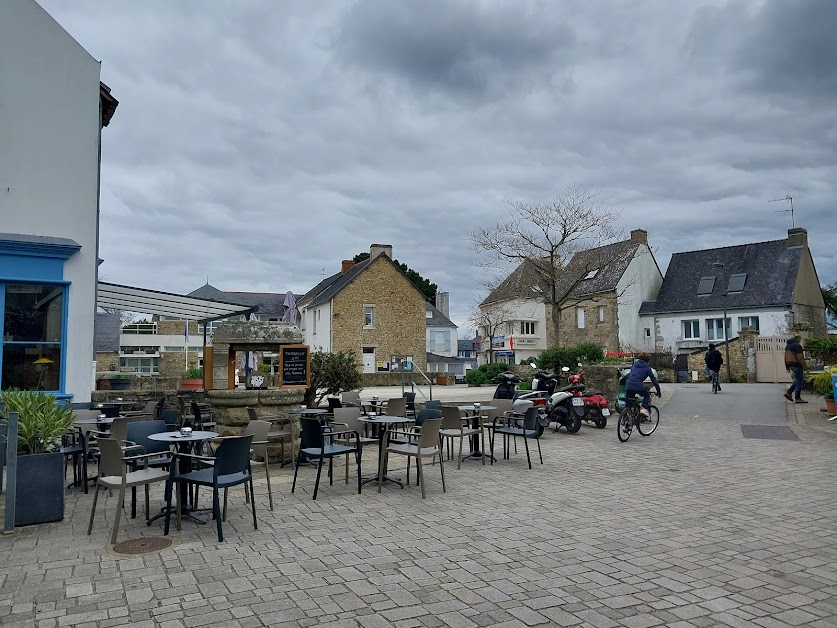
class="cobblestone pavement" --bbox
[2,390,837,627]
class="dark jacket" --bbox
[625,359,661,395]
[784,338,807,370]
[705,349,723,372]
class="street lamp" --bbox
[713,262,732,383]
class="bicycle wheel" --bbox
[617,407,633,442]
[637,405,660,436]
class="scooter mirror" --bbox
[561,366,570,372]
[577,362,582,367]
[529,362,537,369]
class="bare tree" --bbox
[471,186,625,346]
[467,301,513,364]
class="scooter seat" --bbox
[582,390,604,396]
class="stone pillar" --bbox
[212,342,230,390]
[739,328,759,383]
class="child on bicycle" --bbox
[625,353,661,416]
[704,343,723,390]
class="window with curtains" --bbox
[1,283,65,391]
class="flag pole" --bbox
[185,319,189,371]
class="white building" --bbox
[639,228,827,356]
[0,0,117,403]
[425,293,464,374]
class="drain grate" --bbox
[112,537,173,555]
[741,425,799,441]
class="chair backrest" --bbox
[109,417,129,443]
[300,417,325,449]
[385,397,406,417]
[342,391,361,405]
[415,408,442,427]
[490,399,514,415]
[242,420,271,458]
[160,409,179,430]
[417,418,442,449]
[213,434,254,476]
[140,400,157,414]
[246,407,259,423]
[191,402,213,428]
[327,397,342,412]
[97,438,125,477]
[441,406,464,430]
[126,419,170,455]
[521,407,539,431]
[154,397,165,417]
[424,399,442,411]
[403,392,416,410]
[333,406,362,425]
[100,405,120,418]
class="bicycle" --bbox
[617,392,660,442]
[710,369,721,394]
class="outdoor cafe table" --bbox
[457,405,497,462]
[358,415,413,488]
[147,430,218,525]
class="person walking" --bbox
[784,335,808,403]
[704,343,724,391]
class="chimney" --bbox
[787,228,808,248]
[437,292,450,317]
[341,260,355,273]
[370,243,393,260]
[630,229,648,245]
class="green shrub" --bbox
[806,337,837,363]
[811,370,834,396]
[536,343,606,371]
[575,343,605,363]
[478,363,508,380]
[184,367,204,379]
[305,350,363,406]
[516,380,532,391]
[257,363,271,373]
[0,389,76,455]
[465,369,488,387]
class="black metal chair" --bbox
[292,417,361,500]
[490,407,543,470]
[403,392,417,418]
[326,397,343,413]
[164,435,257,543]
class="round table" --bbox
[287,408,328,416]
[457,405,498,461]
[358,415,413,488]
[148,431,218,525]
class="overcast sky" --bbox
[40,0,837,331]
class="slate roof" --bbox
[639,239,801,315]
[187,284,296,318]
[94,312,121,352]
[426,352,465,365]
[299,254,427,307]
[482,239,642,305]
[426,301,457,328]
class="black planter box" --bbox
[109,378,131,391]
[15,452,65,526]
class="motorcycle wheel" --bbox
[594,417,607,429]
[566,415,582,434]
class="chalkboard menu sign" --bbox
[279,344,310,388]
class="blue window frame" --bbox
[0,282,69,393]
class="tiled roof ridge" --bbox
[670,238,787,258]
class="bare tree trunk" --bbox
[550,303,562,348]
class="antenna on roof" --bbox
[318,267,325,280]
[768,195,795,228]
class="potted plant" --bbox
[811,370,835,413]
[179,367,204,390]
[826,391,836,415]
[0,389,76,525]
[109,374,131,391]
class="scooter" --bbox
[545,366,585,433]
[565,366,611,429]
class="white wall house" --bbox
[616,245,664,349]
[0,0,117,403]
[640,228,827,356]
[301,302,333,353]
[486,298,548,365]
[425,294,464,374]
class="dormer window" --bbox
[727,273,747,292]
[697,277,715,295]
[584,269,599,280]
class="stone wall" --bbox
[157,320,199,336]
[557,293,621,351]
[95,351,119,373]
[686,333,755,383]
[332,255,427,371]
[159,351,200,379]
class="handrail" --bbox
[411,363,433,400]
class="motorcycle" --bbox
[545,366,585,433]
[565,367,610,429]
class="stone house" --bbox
[639,228,827,362]
[479,229,663,363]
[299,244,427,375]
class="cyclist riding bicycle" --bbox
[624,353,661,417]
[704,343,724,391]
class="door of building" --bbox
[362,347,375,374]
[755,336,791,383]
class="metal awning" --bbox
[97,282,257,323]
